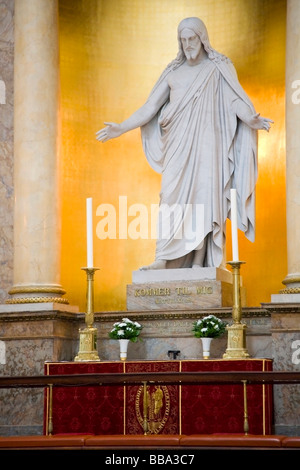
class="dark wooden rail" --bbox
[1,370,300,388]
[1,370,299,436]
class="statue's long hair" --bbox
[150,17,230,93]
[174,17,229,66]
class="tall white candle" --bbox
[86,197,93,267]
[230,189,239,261]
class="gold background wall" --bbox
[59,0,286,312]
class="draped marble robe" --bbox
[141,55,258,268]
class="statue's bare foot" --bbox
[139,260,167,270]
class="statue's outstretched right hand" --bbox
[96,122,123,142]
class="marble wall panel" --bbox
[0,336,54,436]
[0,388,43,436]
[270,311,300,435]
[96,314,272,362]
[98,334,273,363]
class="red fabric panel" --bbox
[44,362,124,435]
[180,359,273,435]
[125,361,180,434]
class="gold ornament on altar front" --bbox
[223,261,250,359]
[74,267,100,362]
[135,383,170,435]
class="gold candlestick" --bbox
[74,267,100,362]
[223,261,250,359]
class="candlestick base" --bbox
[74,326,100,362]
[223,323,250,359]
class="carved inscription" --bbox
[127,280,231,310]
[134,288,171,297]
[134,285,213,298]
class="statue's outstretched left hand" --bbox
[249,113,274,132]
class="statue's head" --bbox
[178,18,210,52]
[176,17,223,64]
[160,17,227,76]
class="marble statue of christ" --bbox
[96,17,273,270]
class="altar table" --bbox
[44,359,273,435]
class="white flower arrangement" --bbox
[192,315,227,338]
[109,317,143,343]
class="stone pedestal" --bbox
[127,267,245,311]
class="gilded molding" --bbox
[5,297,69,304]
[95,308,270,323]
[282,277,300,285]
[8,286,67,295]
[279,287,300,294]
[0,308,270,324]
[261,302,300,314]
[0,311,82,323]
[6,286,69,304]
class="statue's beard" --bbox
[184,49,197,60]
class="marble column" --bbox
[7,0,67,304]
[279,0,300,297]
